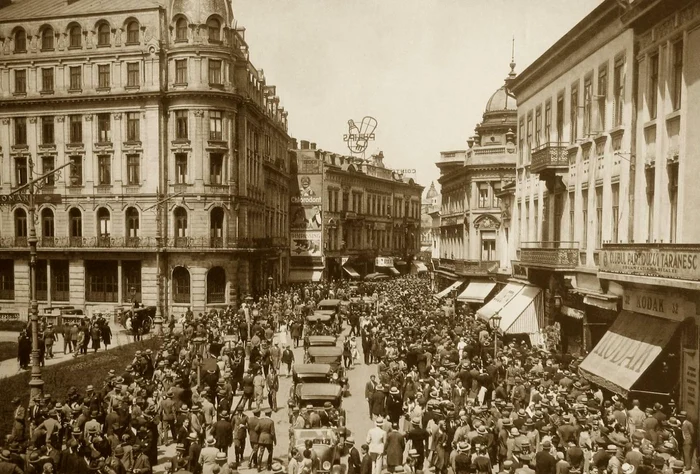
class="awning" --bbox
[583,294,619,311]
[477,282,543,345]
[435,280,464,300]
[578,311,680,397]
[413,262,429,273]
[394,259,408,266]
[289,269,324,282]
[435,269,459,280]
[477,282,524,321]
[560,305,585,320]
[387,266,400,276]
[342,265,361,279]
[457,280,497,303]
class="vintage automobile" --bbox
[295,384,346,430]
[289,428,344,473]
[317,299,342,315]
[306,310,341,336]
[292,363,333,385]
[305,345,345,381]
[305,335,338,347]
[119,306,155,334]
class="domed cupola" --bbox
[170,0,234,27]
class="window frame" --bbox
[671,40,683,112]
[597,63,608,131]
[41,27,55,51]
[98,64,111,89]
[613,56,625,126]
[126,62,140,88]
[126,112,140,142]
[97,155,111,186]
[175,18,188,42]
[175,153,188,184]
[97,113,111,143]
[41,67,54,93]
[126,21,140,45]
[42,156,55,186]
[69,156,83,186]
[14,69,27,94]
[41,116,54,145]
[175,59,187,85]
[126,154,140,185]
[209,59,222,85]
[69,25,82,48]
[209,110,223,140]
[69,65,82,91]
[69,115,83,144]
[97,23,111,47]
[175,110,188,140]
[14,29,27,53]
[570,82,579,143]
[14,117,27,146]
[207,18,221,43]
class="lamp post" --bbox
[490,313,502,362]
[5,160,71,400]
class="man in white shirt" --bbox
[366,416,387,474]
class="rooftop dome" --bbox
[170,0,233,25]
[485,86,517,113]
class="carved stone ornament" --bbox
[193,110,204,118]
[113,113,122,120]
[474,214,500,230]
[28,117,37,124]
[1,118,10,125]
[84,115,93,121]
[56,116,65,123]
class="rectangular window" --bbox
[175,110,188,139]
[210,110,223,140]
[15,157,27,186]
[126,62,139,87]
[98,64,110,89]
[648,54,659,119]
[518,118,525,165]
[481,232,496,261]
[570,83,579,143]
[595,186,603,249]
[42,156,55,186]
[14,69,26,94]
[98,155,111,185]
[672,40,683,111]
[97,113,111,142]
[534,199,539,241]
[14,117,27,145]
[0,260,15,301]
[584,76,593,137]
[669,162,678,243]
[597,64,608,131]
[526,112,533,160]
[36,260,48,301]
[611,183,620,244]
[613,58,625,126]
[209,59,222,85]
[556,94,565,145]
[69,66,81,91]
[210,153,223,184]
[544,100,552,143]
[52,260,69,302]
[126,112,140,142]
[42,31,54,51]
[535,106,542,147]
[42,68,54,92]
[478,183,489,208]
[581,189,588,249]
[646,167,655,240]
[69,115,82,143]
[122,261,142,303]
[85,260,118,303]
[41,116,54,145]
[127,154,140,185]
[175,59,187,84]
[175,153,188,183]
[69,156,82,185]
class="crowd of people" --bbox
[1,275,698,474]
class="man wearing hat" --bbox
[678,411,695,469]
[214,452,232,474]
[131,443,151,474]
[454,442,472,474]
[346,437,361,474]
[366,417,387,474]
[404,416,429,469]
[247,409,261,469]
[199,436,219,474]
[255,410,276,472]
[11,398,25,442]
[211,411,233,454]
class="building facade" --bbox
[434,69,518,306]
[420,182,439,263]
[0,0,291,319]
[510,0,700,416]
[289,142,424,282]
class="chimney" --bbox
[310,143,316,150]
[300,140,310,150]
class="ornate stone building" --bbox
[420,182,440,262]
[0,0,291,318]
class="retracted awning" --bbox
[457,280,497,303]
[435,280,464,299]
[342,265,361,279]
[289,269,324,282]
[498,285,542,336]
[413,262,429,273]
[476,282,524,322]
[435,269,459,280]
[578,310,680,397]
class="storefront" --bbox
[476,281,544,346]
[457,279,497,313]
[375,257,400,276]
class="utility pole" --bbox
[6,161,70,400]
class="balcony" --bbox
[0,236,266,251]
[454,259,499,275]
[341,211,360,220]
[440,258,455,271]
[530,142,569,175]
[519,241,579,270]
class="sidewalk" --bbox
[0,324,145,379]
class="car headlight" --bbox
[332,373,339,380]
[323,461,332,470]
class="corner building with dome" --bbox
[0,0,292,318]
[434,64,518,308]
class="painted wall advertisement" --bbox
[291,157,323,262]
[601,248,700,281]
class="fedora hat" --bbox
[215,452,228,462]
[390,386,400,395]
[375,416,384,426]
[272,463,284,473]
[408,449,419,458]
[187,432,198,442]
[205,436,216,446]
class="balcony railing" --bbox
[530,142,569,174]
[454,259,499,274]
[440,258,455,271]
[0,236,271,250]
[519,241,579,269]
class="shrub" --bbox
[0,337,161,439]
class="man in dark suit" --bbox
[360,443,372,474]
[365,376,377,419]
[370,384,386,419]
[534,439,556,474]
[346,437,362,474]
[210,410,233,453]
[247,409,260,469]
[255,410,276,472]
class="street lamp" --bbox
[490,313,502,362]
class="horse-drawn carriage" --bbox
[119,306,155,334]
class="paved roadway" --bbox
[154,323,376,473]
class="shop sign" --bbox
[0,312,20,321]
[375,257,394,267]
[512,263,528,280]
[622,288,694,322]
[601,247,700,281]
[442,216,457,226]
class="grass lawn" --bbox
[0,341,17,363]
[0,336,161,439]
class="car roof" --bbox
[306,313,332,322]
[307,346,343,357]
[293,363,332,375]
[292,428,337,440]
[307,335,337,345]
[298,383,342,399]
[318,299,341,307]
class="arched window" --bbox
[207,267,225,304]
[69,208,82,241]
[210,207,224,247]
[14,209,27,242]
[97,23,111,46]
[125,207,139,240]
[41,27,54,51]
[126,21,139,44]
[97,208,111,238]
[14,28,27,52]
[175,18,188,42]
[207,18,220,42]
[41,208,54,239]
[174,206,188,246]
[172,266,190,303]
[69,25,82,48]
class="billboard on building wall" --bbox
[291,230,322,257]
[291,156,323,265]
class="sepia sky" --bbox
[234,0,603,194]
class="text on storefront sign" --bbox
[601,248,700,281]
[622,288,694,322]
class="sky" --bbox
[234,0,603,195]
